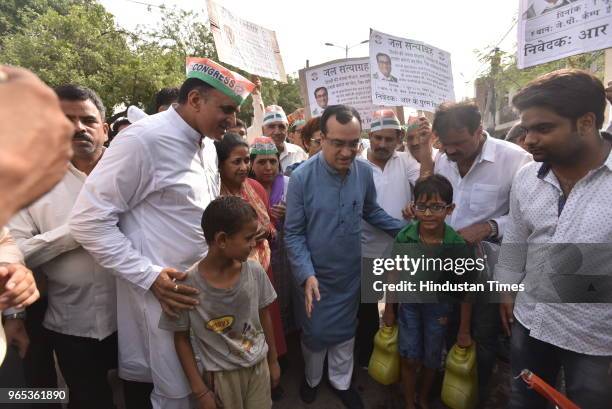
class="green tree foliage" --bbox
[136,6,303,123]
[474,46,605,133]
[1,3,132,112]
[134,6,217,113]
[0,1,304,123]
[0,2,183,116]
[477,47,605,108]
[237,76,303,125]
[0,0,92,36]
[275,76,303,118]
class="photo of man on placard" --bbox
[372,53,398,83]
[522,0,576,19]
[311,86,329,117]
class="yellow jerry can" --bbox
[368,325,400,385]
[441,342,478,409]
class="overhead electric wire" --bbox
[124,0,165,9]
[470,18,519,82]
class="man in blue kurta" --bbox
[285,105,406,408]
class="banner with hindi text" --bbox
[207,0,287,82]
[369,29,455,112]
[518,0,612,68]
[299,57,385,130]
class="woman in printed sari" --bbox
[249,137,297,335]
[215,134,287,398]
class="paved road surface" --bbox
[272,333,511,409]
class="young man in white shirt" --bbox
[417,101,532,403]
[497,69,612,409]
[9,85,116,409]
[69,59,254,409]
[262,105,308,172]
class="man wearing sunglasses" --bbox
[285,105,406,409]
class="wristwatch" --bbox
[3,311,26,320]
[487,220,499,239]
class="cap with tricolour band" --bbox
[289,119,306,132]
[404,116,421,133]
[250,137,278,155]
[186,57,255,105]
[370,109,402,132]
[263,105,288,125]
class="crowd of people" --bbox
[0,57,612,409]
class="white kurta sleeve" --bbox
[69,135,162,290]
[8,210,78,269]
[246,93,264,145]
[0,228,26,315]
[407,159,421,185]
[0,227,24,265]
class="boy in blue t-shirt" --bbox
[383,175,474,409]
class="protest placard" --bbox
[518,0,611,68]
[299,57,387,129]
[207,0,287,82]
[369,29,455,112]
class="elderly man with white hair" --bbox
[262,105,308,172]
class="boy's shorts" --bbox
[203,358,271,409]
[398,303,450,369]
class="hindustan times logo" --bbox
[372,280,525,293]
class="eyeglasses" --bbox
[326,138,361,150]
[310,138,322,146]
[413,204,450,213]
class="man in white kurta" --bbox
[262,105,308,172]
[69,59,255,408]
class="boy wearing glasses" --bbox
[383,175,474,409]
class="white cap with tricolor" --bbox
[370,109,401,132]
[263,105,288,125]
